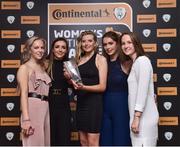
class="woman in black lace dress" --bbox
[47,38,71,146]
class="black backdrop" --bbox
[0,0,179,146]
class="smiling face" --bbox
[103,37,119,60]
[81,34,96,53]
[53,40,68,60]
[30,39,46,61]
[121,34,137,60]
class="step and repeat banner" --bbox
[0,0,179,145]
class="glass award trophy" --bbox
[64,58,82,84]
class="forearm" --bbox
[21,94,30,120]
[82,84,106,92]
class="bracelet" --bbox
[134,115,140,118]
[22,119,30,122]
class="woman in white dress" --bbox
[120,32,159,146]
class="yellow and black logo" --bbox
[0,117,20,126]
[142,44,157,52]
[1,30,21,38]
[157,87,177,96]
[157,0,176,8]
[157,29,176,37]
[159,117,178,126]
[1,60,20,68]
[1,1,21,10]
[137,14,156,23]
[21,16,40,24]
[157,59,177,67]
[1,88,19,97]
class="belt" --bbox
[28,92,48,101]
[51,88,68,96]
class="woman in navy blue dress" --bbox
[100,31,132,146]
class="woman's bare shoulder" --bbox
[18,64,28,72]
[17,63,32,75]
[96,53,107,62]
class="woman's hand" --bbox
[21,120,34,137]
[71,80,84,90]
[131,116,140,134]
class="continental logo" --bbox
[157,87,177,96]
[157,0,176,8]
[159,117,178,126]
[1,30,21,38]
[70,101,76,111]
[1,60,20,68]
[142,44,157,52]
[48,3,133,31]
[21,16,40,24]
[1,88,19,97]
[1,1,21,10]
[137,14,156,23]
[157,59,177,67]
[0,117,19,126]
[52,8,108,19]
[71,132,79,141]
[153,73,157,82]
[157,28,176,37]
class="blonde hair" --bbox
[21,36,47,65]
[75,31,98,63]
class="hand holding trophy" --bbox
[64,57,82,84]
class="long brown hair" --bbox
[119,32,146,61]
[75,30,98,63]
[46,37,68,79]
[102,31,130,63]
[21,36,47,65]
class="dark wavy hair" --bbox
[46,37,69,79]
[102,31,130,63]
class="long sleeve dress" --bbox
[128,56,159,146]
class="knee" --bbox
[88,137,99,146]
